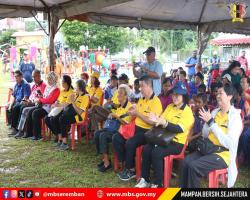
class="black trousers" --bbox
[181,151,228,188]
[26,107,40,137]
[58,111,76,138]
[44,112,63,136]
[10,102,22,130]
[141,143,183,185]
[125,126,148,169]
[32,108,48,137]
[112,133,127,163]
[94,129,115,154]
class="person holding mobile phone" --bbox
[14,69,46,138]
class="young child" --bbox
[158,77,173,110]
[208,82,218,107]
[188,93,208,152]
[131,78,141,103]
[176,70,190,94]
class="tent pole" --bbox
[48,11,59,72]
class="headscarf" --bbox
[43,72,58,98]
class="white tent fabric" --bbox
[0,0,249,34]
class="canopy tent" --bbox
[0,0,250,70]
[211,36,250,46]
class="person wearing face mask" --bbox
[133,47,163,96]
[181,82,242,188]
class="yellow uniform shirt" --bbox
[74,94,90,123]
[58,88,74,104]
[135,93,162,129]
[111,90,119,105]
[161,103,194,145]
[86,85,90,93]
[88,86,103,106]
[208,111,230,165]
[112,100,133,124]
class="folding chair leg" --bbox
[135,146,143,180]
[85,124,89,145]
[71,125,76,150]
[77,125,82,143]
[163,156,173,188]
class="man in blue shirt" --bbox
[133,47,163,96]
[20,51,35,83]
[185,50,198,81]
[7,70,31,136]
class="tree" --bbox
[0,29,16,45]
[61,20,127,54]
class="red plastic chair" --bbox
[208,110,244,188]
[163,125,194,188]
[208,168,227,188]
[0,88,13,125]
[135,145,144,180]
[70,97,90,150]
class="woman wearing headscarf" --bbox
[26,72,60,140]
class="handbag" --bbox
[48,107,64,117]
[103,118,120,132]
[194,136,228,155]
[144,126,177,147]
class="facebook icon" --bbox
[2,190,10,198]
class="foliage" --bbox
[0,29,16,46]
[61,20,127,54]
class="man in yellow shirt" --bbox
[118,75,162,181]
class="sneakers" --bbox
[98,162,112,172]
[31,136,42,141]
[118,168,136,181]
[54,141,62,148]
[150,184,163,188]
[97,161,104,168]
[8,129,17,137]
[59,143,69,151]
[15,131,24,139]
[135,178,150,188]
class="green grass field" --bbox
[0,73,249,188]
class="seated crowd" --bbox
[6,48,249,188]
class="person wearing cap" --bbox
[185,50,198,81]
[88,71,103,107]
[181,82,242,188]
[19,51,35,83]
[222,74,232,85]
[95,84,133,172]
[118,75,162,181]
[221,61,241,87]
[189,72,206,98]
[133,46,163,96]
[135,81,194,188]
